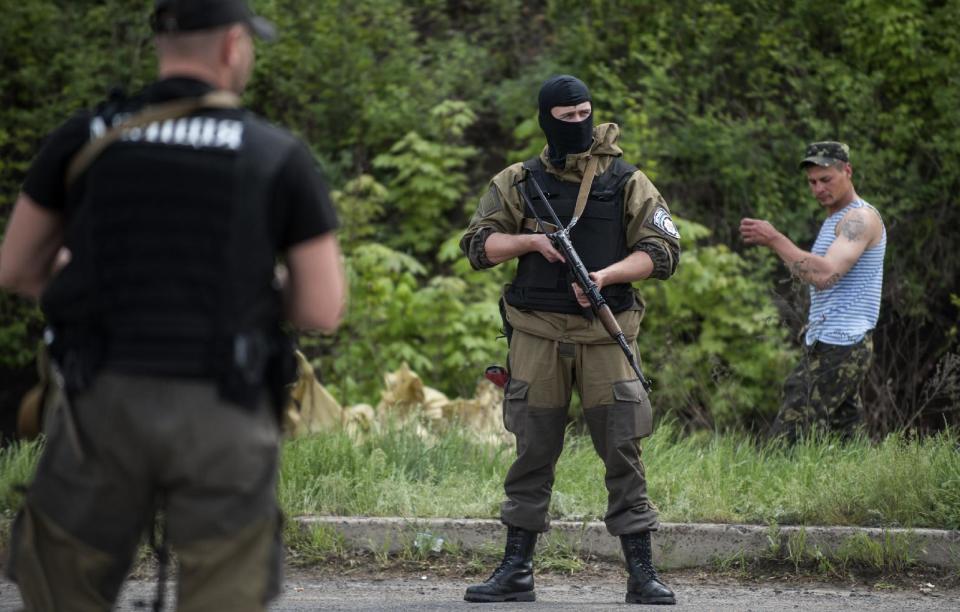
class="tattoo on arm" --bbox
[821,272,842,288]
[789,259,809,279]
[789,258,840,288]
[839,213,866,241]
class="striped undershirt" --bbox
[805,198,886,346]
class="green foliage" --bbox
[834,530,920,574]
[372,101,478,255]
[330,174,388,250]
[0,298,43,368]
[277,421,510,518]
[2,0,958,434]
[305,242,505,404]
[0,440,41,514]
[2,425,958,532]
[284,521,348,566]
[249,0,519,179]
[0,0,154,371]
[638,218,796,429]
[250,0,426,172]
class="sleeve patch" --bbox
[477,186,503,218]
[649,207,680,239]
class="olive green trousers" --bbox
[500,326,659,536]
[6,372,283,612]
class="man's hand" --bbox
[483,232,565,265]
[568,250,655,308]
[739,218,783,247]
[532,234,565,263]
[572,270,606,308]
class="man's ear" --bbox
[220,25,243,68]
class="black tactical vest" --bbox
[42,98,298,407]
[503,156,637,315]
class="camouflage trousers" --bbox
[770,335,873,442]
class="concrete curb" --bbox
[295,516,960,570]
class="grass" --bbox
[647,425,960,529]
[277,420,960,531]
[0,440,42,517]
[715,524,930,578]
[3,425,958,582]
[2,422,959,531]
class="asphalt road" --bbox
[3,568,957,611]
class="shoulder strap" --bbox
[571,155,599,224]
[520,155,599,231]
[65,90,241,186]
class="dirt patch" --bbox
[280,549,960,596]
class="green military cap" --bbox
[799,141,850,169]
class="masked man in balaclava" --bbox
[460,75,680,605]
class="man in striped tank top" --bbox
[740,141,886,442]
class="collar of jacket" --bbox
[538,122,624,181]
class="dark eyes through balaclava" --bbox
[538,75,593,168]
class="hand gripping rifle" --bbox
[514,170,652,392]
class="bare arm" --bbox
[740,209,880,290]
[0,193,65,299]
[596,250,655,284]
[572,250,654,307]
[284,232,347,332]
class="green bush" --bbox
[2,0,957,433]
[372,101,478,255]
[305,242,506,404]
[638,219,796,430]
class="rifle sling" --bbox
[65,90,241,187]
[572,154,599,223]
[522,154,599,234]
[522,218,560,233]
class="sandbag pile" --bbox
[285,355,508,445]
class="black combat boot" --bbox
[620,531,676,605]
[464,525,537,602]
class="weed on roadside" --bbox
[536,533,586,574]
[714,522,932,583]
[284,521,347,567]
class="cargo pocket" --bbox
[503,378,529,437]
[612,378,652,439]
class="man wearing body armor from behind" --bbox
[460,75,680,605]
[0,1,346,610]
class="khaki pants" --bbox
[6,372,283,612]
[500,311,659,536]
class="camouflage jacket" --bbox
[459,123,681,342]
[460,122,680,279]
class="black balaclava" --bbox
[538,75,593,168]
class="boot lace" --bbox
[625,537,659,581]
[486,540,522,582]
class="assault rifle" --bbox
[514,171,652,392]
